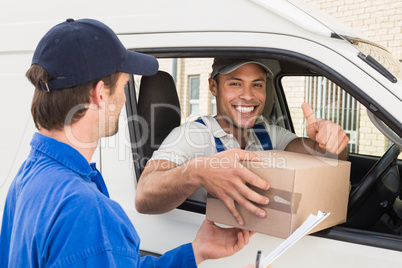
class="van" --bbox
[1,0,401,267]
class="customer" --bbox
[0,19,255,267]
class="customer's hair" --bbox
[27,64,121,131]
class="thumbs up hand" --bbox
[302,102,349,155]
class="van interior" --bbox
[124,49,402,251]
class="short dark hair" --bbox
[27,64,121,131]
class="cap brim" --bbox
[219,61,273,77]
[119,51,159,76]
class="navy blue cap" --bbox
[32,18,159,91]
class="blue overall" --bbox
[195,118,273,152]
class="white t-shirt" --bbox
[149,116,298,202]
[150,115,298,164]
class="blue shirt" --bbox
[0,133,197,268]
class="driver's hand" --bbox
[302,102,349,155]
[194,149,269,225]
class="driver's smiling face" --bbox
[210,63,267,130]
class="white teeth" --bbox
[235,106,255,113]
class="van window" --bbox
[130,56,401,210]
[134,57,401,160]
[281,75,400,157]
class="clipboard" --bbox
[260,211,330,267]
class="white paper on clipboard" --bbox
[261,211,330,267]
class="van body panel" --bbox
[1,0,401,267]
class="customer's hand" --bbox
[192,219,255,265]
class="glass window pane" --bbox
[190,104,199,115]
[190,76,200,100]
[210,93,217,115]
[281,75,399,157]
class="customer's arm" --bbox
[140,219,260,267]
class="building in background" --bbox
[149,0,401,157]
[296,0,401,156]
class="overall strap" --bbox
[252,124,273,150]
[195,118,272,152]
[195,118,226,152]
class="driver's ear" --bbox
[209,78,218,97]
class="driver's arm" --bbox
[136,159,199,214]
[285,137,349,160]
[135,149,270,226]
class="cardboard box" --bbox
[206,150,351,238]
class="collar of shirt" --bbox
[30,132,109,197]
[199,115,261,150]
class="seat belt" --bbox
[195,118,273,152]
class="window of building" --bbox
[210,93,217,115]
[189,75,200,116]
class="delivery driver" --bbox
[0,20,257,267]
[136,58,349,226]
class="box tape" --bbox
[207,188,302,214]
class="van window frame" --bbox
[136,47,402,138]
[124,47,402,251]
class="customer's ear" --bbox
[90,80,105,110]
